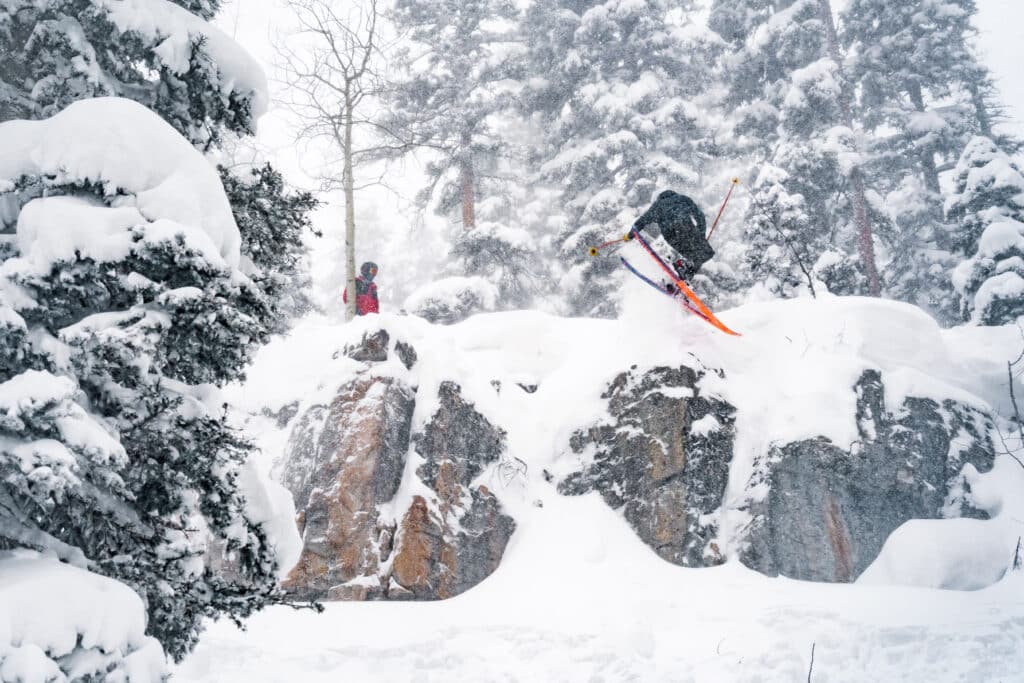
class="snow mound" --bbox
[860,455,1024,590]
[0,97,240,267]
[0,550,166,682]
[402,276,498,323]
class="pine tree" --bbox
[0,0,318,330]
[709,0,883,299]
[0,0,258,149]
[0,0,293,660]
[946,136,1024,325]
[841,0,1006,320]
[219,163,320,332]
[523,0,715,317]
[383,0,537,313]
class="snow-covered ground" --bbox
[177,271,1024,682]
[177,506,1024,682]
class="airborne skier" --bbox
[631,190,714,282]
[588,181,739,335]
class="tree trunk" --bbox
[968,83,994,138]
[817,0,881,297]
[908,84,942,198]
[344,97,358,322]
[460,132,475,229]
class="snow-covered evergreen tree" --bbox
[841,0,1004,320]
[0,0,262,148]
[0,0,294,658]
[946,136,1024,325]
[524,0,715,317]
[709,0,884,299]
[0,0,318,332]
[219,163,319,332]
[383,0,538,313]
[0,98,281,661]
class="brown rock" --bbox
[390,496,446,598]
[279,374,415,599]
[279,370,515,601]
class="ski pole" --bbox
[706,177,740,241]
[587,231,635,257]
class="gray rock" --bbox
[559,364,736,566]
[395,340,417,369]
[415,380,506,490]
[343,329,390,362]
[741,370,995,582]
[392,381,515,599]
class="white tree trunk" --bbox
[344,100,357,321]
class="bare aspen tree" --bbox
[276,0,383,321]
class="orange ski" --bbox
[629,229,741,337]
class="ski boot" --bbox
[672,258,697,282]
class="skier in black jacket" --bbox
[632,190,713,282]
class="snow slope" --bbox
[178,496,1024,682]
[185,276,1024,682]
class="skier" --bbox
[631,190,713,284]
[343,261,380,315]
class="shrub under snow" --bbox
[0,550,167,682]
[403,276,499,324]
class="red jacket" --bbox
[343,277,379,315]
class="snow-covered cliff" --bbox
[175,289,1024,681]
[229,286,1022,595]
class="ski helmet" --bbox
[360,261,379,280]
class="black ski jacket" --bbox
[633,190,714,269]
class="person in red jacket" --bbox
[343,261,380,315]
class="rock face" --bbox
[391,381,514,598]
[560,365,995,583]
[279,373,414,600]
[741,370,995,582]
[559,364,737,567]
[280,331,514,600]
